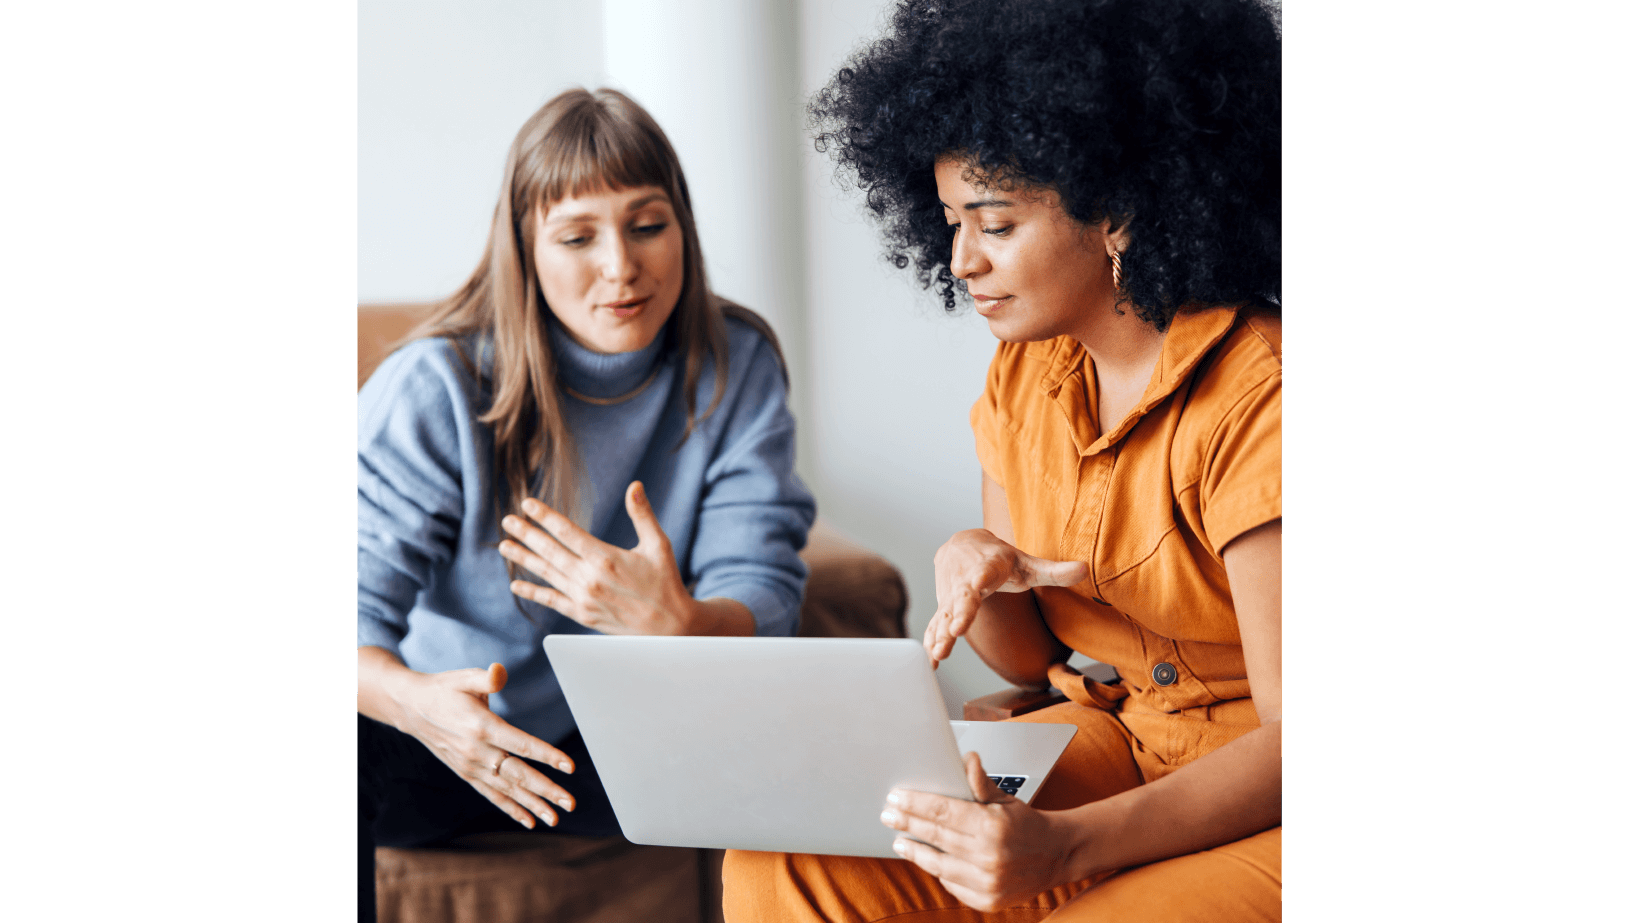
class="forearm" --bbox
[963,590,1070,689]
[1055,718,1281,879]
[358,645,418,727]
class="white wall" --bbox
[358,0,605,301]
[358,0,1051,714]
[599,0,812,475]
[793,0,1014,713]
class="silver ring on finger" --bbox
[491,754,509,776]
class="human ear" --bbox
[1099,218,1132,258]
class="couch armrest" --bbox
[795,519,908,639]
[962,686,1065,721]
[360,302,435,389]
[964,661,1121,721]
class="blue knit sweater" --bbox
[358,314,815,745]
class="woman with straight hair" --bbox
[725,0,1281,920]
[357,87,815,919]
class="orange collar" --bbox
[1040,304,1242,456]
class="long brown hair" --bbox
[405,87,784,533]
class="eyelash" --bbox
[948,222,1013,238]
[558,221,669,247]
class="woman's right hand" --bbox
[362,650,578,829]
[924,529,1088,667]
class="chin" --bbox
[600,325,664,355]
[985,316,1049,345]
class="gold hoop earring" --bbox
[1110,251,1124,291]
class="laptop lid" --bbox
[544,635,1074,858]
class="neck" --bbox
[1072,304,1168,381]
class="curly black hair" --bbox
[809,0,1281,329]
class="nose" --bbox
[949,226,987,280]
[599,233,641,284]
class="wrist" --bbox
[1051,801,1124,883]
[358,647,421,729]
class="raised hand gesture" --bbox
[499,481,749,636]
[924,528,1087,667]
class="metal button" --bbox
[1152,662,1178,686]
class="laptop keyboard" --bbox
[988,775,1027,796]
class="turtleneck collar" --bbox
[546,313,668,400]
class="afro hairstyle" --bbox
[809,0,1281,329]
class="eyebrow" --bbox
[940,197,1017,212]
[544,192,670,224]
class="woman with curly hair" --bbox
[724,0,1281,919]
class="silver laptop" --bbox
[543,635,1076,858]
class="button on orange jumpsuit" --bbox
[724,304,1282,921]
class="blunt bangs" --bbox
[515,91,680,217]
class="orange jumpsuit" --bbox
[724,304,1283,921]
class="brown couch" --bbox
[360,304,911,922]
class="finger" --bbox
[962,751,1013,805]
[926,616,956,666]
[891,835,958,880]
[882,801,977,856]
[501,516,583,578]
[499,538,573,587]
[447,737,574,822]
[509,578,577,614]
[519,497,598,557]
[487,759,571,822]
[1020,554,1089,589]
[467,777,539,829]
[884,789,983,848]
[922,610,946,659]
[444,664,506,697]
[945,587,983,638]
[624,481,672,553]
[483,721,577,775]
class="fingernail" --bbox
[880,809,901,826]
[502,516,517,530]
[559,762,573,773]
[892,839,909,856]
[886,790,904,807]
[558,798,573,810]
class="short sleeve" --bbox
[1199,372,1282,554]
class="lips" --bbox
[602,296,649,317]
[971,293,1012,316]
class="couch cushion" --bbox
[376,836,712,923]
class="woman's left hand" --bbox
[499,481,705,635]
[881,751,1079,912]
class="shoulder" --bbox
[720,310,787,386]
[1187,305,1281,422]
[724,312,774,354]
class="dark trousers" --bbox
[358,714,623,922]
